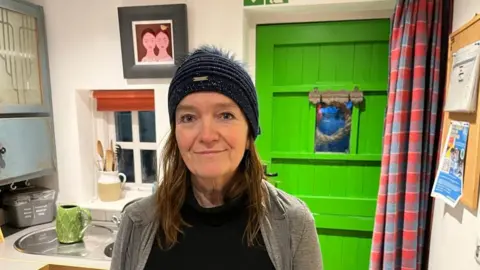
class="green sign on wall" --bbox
[244,0,265,6]
[265,0,289,4]
[244,0,288,6]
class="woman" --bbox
[154,27,173,62]
[110,45,323,270]
[139,28,156,62]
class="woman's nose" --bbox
[199,120,219,143]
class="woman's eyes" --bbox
[220,112,235,120]
[178,112,235,123]
[179,114,195,123]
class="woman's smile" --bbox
[194,149,227,156]
[193,150,227,158]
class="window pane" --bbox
[314,102,352,153]
[141,150,157,184]
[139,111,156,142]
[115,112,132,142]
[0,7,42,106]
[117,149,134,183]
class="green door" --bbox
[255,19,390,269]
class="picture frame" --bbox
[118,4,188,79]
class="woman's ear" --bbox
[245,138,250,150]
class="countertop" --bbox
[0,222,112,270]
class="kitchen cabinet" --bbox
[0,0,55,184]
[0,117,55,181]
[0,0,51,114]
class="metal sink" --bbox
[14,223,117,261]
[104,242,114,258]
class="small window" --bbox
[115,112,133,142]
[314,102,352,153]
[308,88,363,154]
[109,111,157,185]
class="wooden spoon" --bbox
[110,140,116,171]
[96,140,105,171]
[96,140,104,160]
[0,226,4,243]
[105,150,114,172]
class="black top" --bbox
[144,186,275,270]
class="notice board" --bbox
[440,14,480,211]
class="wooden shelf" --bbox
[270,83,387,94]
[270,151,382,161]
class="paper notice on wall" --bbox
[431,121,470,207]
[444,41,480,112]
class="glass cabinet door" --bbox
[0,2,50,114]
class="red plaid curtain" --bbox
[369,0,450,269]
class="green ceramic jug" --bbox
[56,205,92,244]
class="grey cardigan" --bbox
[110,181,323,270]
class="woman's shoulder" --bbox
[122,194,157,225]
[263,180,314,226]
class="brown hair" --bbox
[155,126,268,250]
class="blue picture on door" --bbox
[315,101,352,153]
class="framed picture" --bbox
[118,4,188,79]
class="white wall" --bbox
[428,1,480,269]
[31,0,246,204]
[30,0,392,206]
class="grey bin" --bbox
[2,186,56,228]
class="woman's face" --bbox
[175,92,249,184]
[142,32,155,50]
[156,31,170,50]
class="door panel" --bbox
[357,92,388,154]
[256,19,390,269]
[271,160,380,232]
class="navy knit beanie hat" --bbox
[168,45,260,139]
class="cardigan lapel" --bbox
[261,182,292,270]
